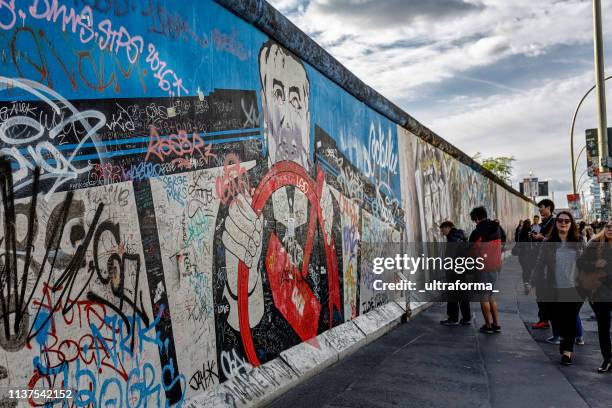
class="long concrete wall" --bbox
[0,0,532,406]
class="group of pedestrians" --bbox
[438,199,612,373]
[439,206,505,334]
[589,220,608,235]
[513,199,612,371]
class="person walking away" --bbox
[515,220,524,243]
[530,211,584,365]
[439,221,471,326]
[531,199,556,330]
[517,219,535,291]
[577,219,612,372]
[468,207,503,334]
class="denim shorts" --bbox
[480,271,498,297]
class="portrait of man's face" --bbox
[259,41,310,169]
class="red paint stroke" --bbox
[238,161,340,367]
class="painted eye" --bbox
[290,96,301,110]
[273,88,284,101]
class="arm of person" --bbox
[528,245,546,287]
[576,242,594,271]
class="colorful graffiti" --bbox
[0,0,532,405]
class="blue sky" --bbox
[268,0,612,208]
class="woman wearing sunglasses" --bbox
[577,219,612,372]
[530,211,585,366]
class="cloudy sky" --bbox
[267,0,612,208]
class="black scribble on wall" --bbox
[0,158,150,353]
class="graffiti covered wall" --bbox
[0,0,532,405]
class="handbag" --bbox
[576,243,606,295]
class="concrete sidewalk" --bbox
[267,256,595,408]
[517,267,612,408]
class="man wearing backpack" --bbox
[439,221,471,326]
[468,206,503,334]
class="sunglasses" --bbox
[556,218,571,224]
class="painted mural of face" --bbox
[259,41,310,170]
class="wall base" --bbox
[185,300,432,407]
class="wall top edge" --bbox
[213,0,533,204]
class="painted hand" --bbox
[222,194,263,271]
[222,193,264,330]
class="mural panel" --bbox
[0,0,532,405]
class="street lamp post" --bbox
[593,0,609,218]
[577,168,589,192]
[569,0,612,201]
[578,178,590,194]
[570,75,612,194]
[573,145,587,183]
[593,0,608,168]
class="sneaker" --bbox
[546,336,561,345]
[598,359,611,373]
[491,324,502,333]
[460,318,472,325]
[440,319,459,326]
[479,324,495,334]
[575,337,585,345]
[532,321,550,329]
[561,354,573,366]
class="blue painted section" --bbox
[0,0,266,100]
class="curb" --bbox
[185,299,431,407]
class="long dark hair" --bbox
[547,210,580,242]
[521,219,532,231]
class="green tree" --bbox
[472,152,515,184]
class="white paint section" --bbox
[360,209,401,314]
[151,169,220,398]
[352,301,404,342]
[279,335,338,379]
[394,299,408,312]
[322,321,367,360]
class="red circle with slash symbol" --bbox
[237,160,340,367]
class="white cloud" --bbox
[420,69,612,207]
[269,0,601,100]
[269,0,304,13]
[267,0,612,209]
[305,0,484,27]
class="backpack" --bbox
[447,229,468,258]
[470,236,502,272]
